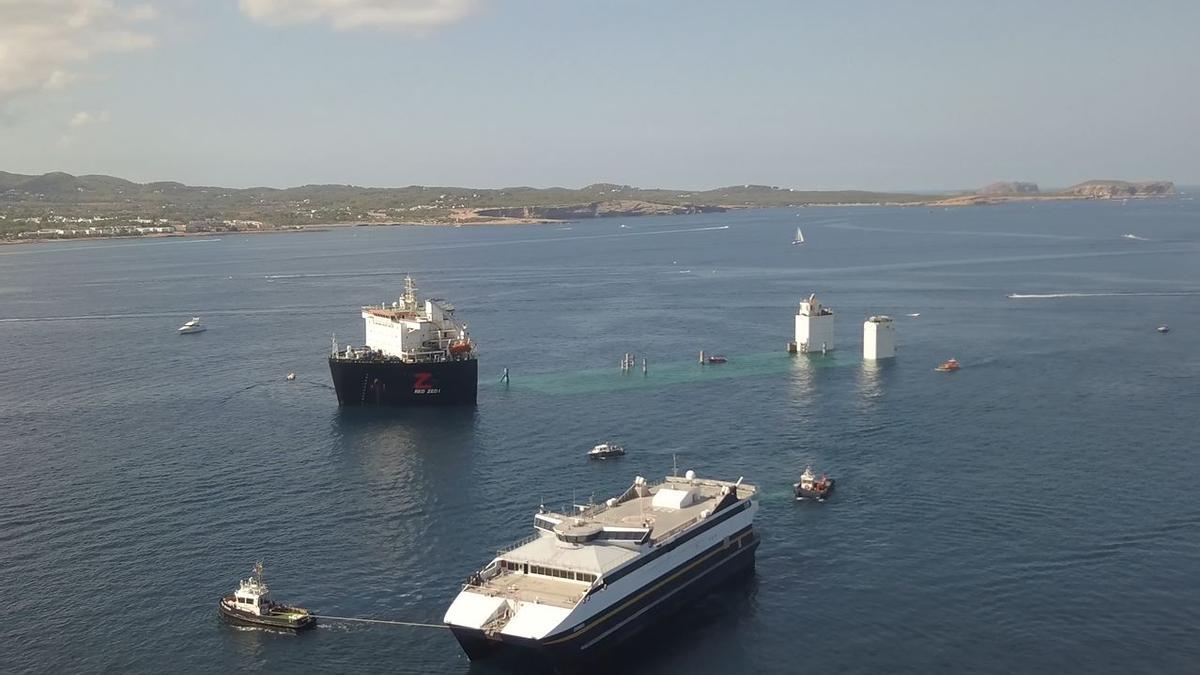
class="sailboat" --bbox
[792,227,805,246]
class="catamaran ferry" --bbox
[444,470,759,667]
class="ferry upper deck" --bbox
[468,475,757,608]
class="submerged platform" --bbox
[501,352,853,396]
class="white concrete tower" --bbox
[795,294,835,354]
[863,315,895,360]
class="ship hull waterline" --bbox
[449,528,759,668]
[328,357,478,406]
[217,602,316,631]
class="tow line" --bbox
[313,615,449,629]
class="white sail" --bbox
[793,227,805,244]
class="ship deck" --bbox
[473,570,590,609]
[582,478,757,544]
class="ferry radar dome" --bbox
[685,470,696,480]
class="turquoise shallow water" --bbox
[1,200,1199,673]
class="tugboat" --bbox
[794,466,834,501]
[587,442,626,460]
[934,358,960,372]
[218,562,315,630]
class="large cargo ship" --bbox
[444,470,759,668]
[328,276,477,406]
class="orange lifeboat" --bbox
[449,340,472,355]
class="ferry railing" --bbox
[496,532,541,557]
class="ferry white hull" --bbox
[446,499,758,667]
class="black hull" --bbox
[450,528,759,671]
[218,603,315,630]
[328,357,477,406]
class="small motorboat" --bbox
[1157,325,1170,334]
[934,358,960,372]
[218,562,315,630]
[177,317,206,334]
[286,373,296,381]
[794,466,834,501]
[706,355,728,364]
[587,442,626,460]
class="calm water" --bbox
[2,200,1198,674]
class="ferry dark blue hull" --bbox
[328,357,478,406]
[449,527,759,671]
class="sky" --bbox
[0,0,1197,191]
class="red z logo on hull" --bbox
[413,372,440,394]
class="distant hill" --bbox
[978,181,1040,195]
[1059,180,1176,198]
[0,171,934,236]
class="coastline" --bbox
[1,194,1176,247]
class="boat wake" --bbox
[1121,233,1149,241]
[1007,291,1200,299]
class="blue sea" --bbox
[1,199,1198,674]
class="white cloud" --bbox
[69,110,110,128]
[0,1,157,101]
[60,109,110,146]
[239,0,478,31]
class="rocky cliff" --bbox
[1060,180,1176,198]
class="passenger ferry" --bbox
[444,470,759,667]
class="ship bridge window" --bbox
[598,530,647,542]
[525,565,596,583]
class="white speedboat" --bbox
[178,317,206,334]
[587,442,625,460]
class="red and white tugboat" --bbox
[218,562,315,630]
[934,358,960,372]
[794,466,834,502]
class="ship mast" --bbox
[403,275,418,308]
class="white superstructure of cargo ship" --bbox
[444,471,759,667]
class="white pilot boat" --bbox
[587,442,625,460]
[445,470,759,668]
[177,317,206,334]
